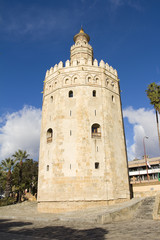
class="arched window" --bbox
[65,78,69,84]
[93,90,96,97]
[69,90,73,98]
[73,77,77,83]
[47,128,53,143]
[94,77,99,83]
[88,77,91,82]
[91,123,101,138]
[106,79,109,86]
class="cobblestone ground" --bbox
[0,200,160,240]
[0,218,160,240]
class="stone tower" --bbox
[37,28,130,213]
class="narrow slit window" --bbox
[50,96,53,102]
[95,110,96,116]
[95,162,99,169]
[112,95,115,102]
[70,130,72,136]
[93,90,96,97]
[97,146,98,152]
[47,165,49,171]
[70,110,72,116]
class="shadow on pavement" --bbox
[0,219,108,239]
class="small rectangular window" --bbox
[70,110,72,116]
[69,90,73,97]
[93,90,96,97]
[95,162,99,169]
[70,130,72,136]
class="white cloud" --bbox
[0,106,41,160]
[123,107,160,161]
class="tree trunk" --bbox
[5,170,12,198]
[18,163,22,203]
[156,110,160,149]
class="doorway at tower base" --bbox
[37,198,130,213]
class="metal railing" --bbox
[92,132,101,138]
[47,137,52,143]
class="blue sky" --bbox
[0,0,160,160]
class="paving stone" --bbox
[0,197,160,239]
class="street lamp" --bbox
[143,136,149,181]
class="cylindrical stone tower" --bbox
[37,28,130,213]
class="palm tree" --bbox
[146,82,160,148]
[12,150,29,202]
[1,158,15,198]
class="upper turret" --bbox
[70,27,93,64]
[73,27,90,43]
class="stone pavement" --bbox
[0,197,160,240]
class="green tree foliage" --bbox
[146,82,160,147]
[12,159,38,196]
[0,150,38,204]
[0,166,5,195]
[0,158,15,197]
[146,82,160,113]
[22,159,38,195]
[12,150,29,202]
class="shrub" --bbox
[0,197,16,207]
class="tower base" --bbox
[37,199,130,213]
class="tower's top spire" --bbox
[80,26,84,33]
[73,27,90,43]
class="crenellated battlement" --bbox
[70,41,92,50]
[43,58,119,98]
[45,59,118,79]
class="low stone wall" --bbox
[96,198,143,224]
[153,194,160,220]
[131,181,160,198]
